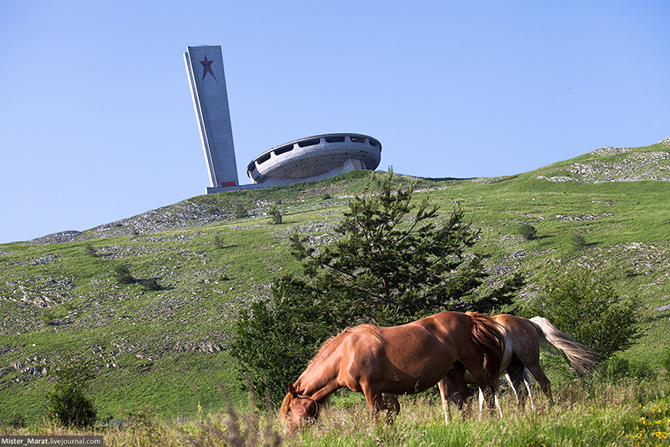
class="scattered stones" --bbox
[555,213,614,222]
[30,231,84,245]
[27,255,59,266]
[537,146,670,184]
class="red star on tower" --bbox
[200,55,217,82]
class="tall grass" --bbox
[296,379,670,446]
[2,380,669,446]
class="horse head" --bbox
[281,383,319,432]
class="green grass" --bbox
[2,380,669,446]
[2,140,670,424]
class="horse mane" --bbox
[344,324,385,345]
[292,324,385,389]
[311,324,385,362]
[466,312,505,387]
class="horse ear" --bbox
[288,383,298,396]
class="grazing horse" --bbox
[280,311,504,431]
[439,314,596,413]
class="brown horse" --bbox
[439,314,596,413]
[280,311,504,431]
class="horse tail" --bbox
[467,312,505,388]
[529,316,596,375]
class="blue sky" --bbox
[1,1,668,244]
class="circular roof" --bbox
[247,133,381,184]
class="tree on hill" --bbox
[232,171,524,404]
[284,171,522,325]
[521,265,640,370]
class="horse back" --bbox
[492,314,542,367]
[338,321,459,394]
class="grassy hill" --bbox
[1,138,670,424]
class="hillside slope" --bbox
[1,138,669,423]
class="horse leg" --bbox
[505,356,530,408]
[380,393,400,423]
[437,377,453,425]
[524,362,553,406]
[509,325,554,407]
[521,368,536,410]
[478,387,502,419]
[460,363,501,419]
[505,372,519,404]
[445,367,472,408]
[361,384,385,422]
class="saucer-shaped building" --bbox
[247,133,382,186]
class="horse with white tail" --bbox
[440,313,596,418]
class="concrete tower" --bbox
[184,46,239,188]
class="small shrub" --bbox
[214,234,225,249]
[321,193,332,200]
[522,265,640,363]
[518,224,537,241]
[142,279,161,291]
[571,231,586,248]
[235,204,248,218]
[43,309,57,326]
[85,244,98,257]
[46,360,97,429]
[597,356,655,383]
[114,264,135,285]
[1,412,25,428]
[269,207,282,224]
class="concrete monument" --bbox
[184,45,239,188]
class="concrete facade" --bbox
[246,133,381,186]
[184,46,239,188]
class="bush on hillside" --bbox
[141,279,162,291]
[46,360,97,429]
[596,356,655,383]
[214,234,225,249]
[231,275,337,405]
[522,265,640,365]
[235,204,248,218]
[268,207,282,224]
[85,244,99,257]
[571,231,586,248]
[114,264,135,285]
[0,412,25,428]
[518,224,537,241]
